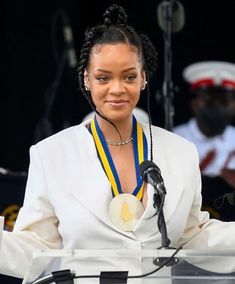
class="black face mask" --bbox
[196,106,233,137]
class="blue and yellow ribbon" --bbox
[90,115,148,200]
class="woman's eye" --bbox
[125,75,137,81]
[97,76,108,82]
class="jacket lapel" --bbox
[133,124,184,240]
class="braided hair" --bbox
[77,4,158,160]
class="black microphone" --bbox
[157,0,185,33]
[61,13,78,68]
[139,160,166,196]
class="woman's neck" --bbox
[96,115,133,141]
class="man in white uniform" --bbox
[174,61,235,221]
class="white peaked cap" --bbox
[183,61,235,89]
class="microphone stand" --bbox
[161,0,175,131]
[33,51,68,143]
[34,10,77,143]
[152,186,179,266]
[153,190,170,248]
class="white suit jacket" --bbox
[0,121,235,280]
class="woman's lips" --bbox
[106,100,128,107]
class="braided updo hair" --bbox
[77,4,158,160]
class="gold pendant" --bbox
[109,193,144,232]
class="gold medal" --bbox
[109,193,145,231]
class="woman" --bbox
[0,4,235,282]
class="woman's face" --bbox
[84,43,146,123]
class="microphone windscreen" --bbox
[139,160,161,180]
[157,0,185,33]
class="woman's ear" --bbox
[141,72,147,90]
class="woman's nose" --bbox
[109,80,125,95]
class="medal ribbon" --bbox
[90,115,148,200]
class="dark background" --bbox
[1,0,235,172]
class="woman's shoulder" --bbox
[142,122,196,150]
[141,122,199,166]
[35,121,90,149]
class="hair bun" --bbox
[102,4,127,27]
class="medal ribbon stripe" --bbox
[132,118,148,200]
[137,122,144,163]
[91,117,121,196]
[136,134,148,200]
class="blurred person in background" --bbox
[174,61,235,221]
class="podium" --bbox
[22,249,235,283]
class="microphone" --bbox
[157,0,185,33]
[61,12,78,68]
[139,160,166,196]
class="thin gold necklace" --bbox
[105,136,133,146]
